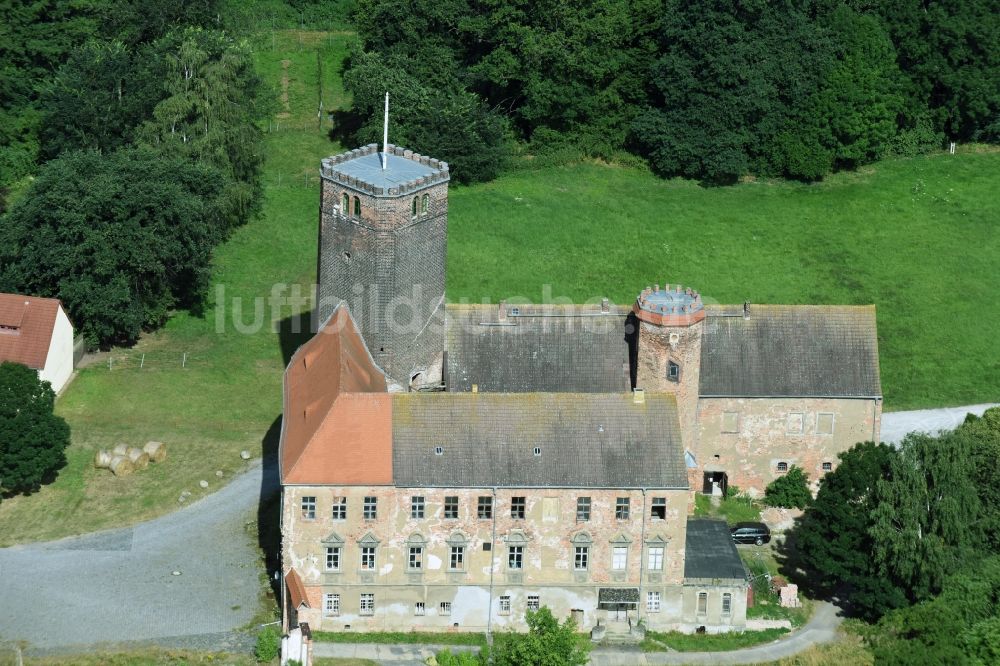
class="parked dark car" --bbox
[730,522,771,545]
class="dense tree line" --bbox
[344,0,999,183]
[0,0,269,346]
[789,408,1000,659]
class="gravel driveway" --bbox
[881,403,998,445]
[0,457,279,651]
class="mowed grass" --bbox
[0,30,353,546]
[1,25,997,546]
[448,151,1000,410]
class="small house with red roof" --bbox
[0,293,76,393]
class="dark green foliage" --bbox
[0,149,227,347]
[254,624,280,662]
[344,50,510,183]
[0,362,71,496]
[865,557,1000,665]
[871,431,984,603]
[434,649,482,666]
[490,607,590,666]
[763,466,811,509]
[792,442,907,620]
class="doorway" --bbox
[702,471,728,496]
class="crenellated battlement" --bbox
[320,143,450,197]
[634,283,706,326]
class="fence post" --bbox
[182,352,187,369]
[140,353,145,369]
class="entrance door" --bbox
[702,471,728,496]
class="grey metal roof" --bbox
[391,392,688,488]
[331,152,442,189]
[684,519,747,581]
[444,304,632,393]
[699,305,881,397]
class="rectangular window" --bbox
[408,546,423,570]
[331,497,347,520]
[648,546,664,571]
[576,497,591,521]
[511,496,526,519]
[415,602,425,616]
[697,591,708,615]
[361,546,376,570]
[722,411,739,433]
[508,546,523,569]
[612,546,628,570]
[444,496,459,519]
[411,496,424,519]
[363,496,377,520]
[440,601,452,615]
[301,496,316,520]
[722,593,732,616]
[817,412,835,435]
[787,412,804,434]
[450,546,465,570]
[647,591,661,613]
[360,593,375,616]
[574,546,589,570]
[323,593,340,616]
[822,461,833,471]
[651,497,666,520]
[478,496,493,519]
[527,595,540,611]
[499,596,511,615]
[325,546,341,571]
[667,361,680,382]
[615,497,630,520]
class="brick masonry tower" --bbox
[633,284,705,443]
[317,143,449,386]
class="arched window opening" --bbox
[697,591,708,615]
[353,196,361,217]
[412,197,418,218]
[421,193,429,215]
[341,193,349,213]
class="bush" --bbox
[764,466,811,509]
[435,648,483,665]
[0,362,71,496]
[254,625,280,662]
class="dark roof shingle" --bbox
[699,305,881,397]
[684,519,746,581]
[391,392,687,488]
[444,304,631,393]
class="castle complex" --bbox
[279,143,882,636]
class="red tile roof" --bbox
[0,293,63,370]
[280,305,392,485]
[285,568,308,609]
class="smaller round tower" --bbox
[633,284,705,440]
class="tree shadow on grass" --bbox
[257,415,283,605]
[774,515,855,616]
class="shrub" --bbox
[435,648,483,665]
[764,466,812,509]
[254,625,280,662]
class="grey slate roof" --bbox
[331,152,444,189]
[684,519,747,581]
[444,304,632,393]
[391,392,687,488]
[699,305,881,397]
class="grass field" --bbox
[0,25,997,546]
[312,631,487,646]
[642,627,790,652]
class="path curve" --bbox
[881,403,998,445]
[0,458,279,650]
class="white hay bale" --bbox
[112,443,129,457]
[143,441,166,463]
[199,480,209,489]
[94,450,113,469]
[108,455,134,477]
[126,447,150,470]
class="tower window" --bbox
[667,361,680,382]
[421,193,429,215]
[412,197,418,219]
[342,192,349,212]
[353,196,361,217]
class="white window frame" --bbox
[325,546,341,571]
[647,591,661,613]
[363,496,377,520]
[440,601,452,615]
[301,496,316,520]
[508,545,524,570]
[360,593,375,616]
[323,593,340,616]
[648,546,664,571]
[331,497,347,520]
[612,546,628,571]
[574,546,589,570]
[415,602,425,616]
[408,546,423,570]
[361,546,377,570]
[697,591,708,615]
[449,545,465,571]
[722,592,732,616]
[499,596,511,615]
[411,496,424,519]
[527,595,540,611]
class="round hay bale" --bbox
[126,447,150,469]
[94,450,113,469]
[143,441,166,463]
[108,455,134,477]
[112,443,129,457]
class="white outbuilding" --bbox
[0,293,76,393]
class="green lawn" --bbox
[312,631,487,647]
[694,492,763,525]
[0,25,997,546]
[641,627,790,652]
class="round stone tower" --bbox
[633,283,705,440]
